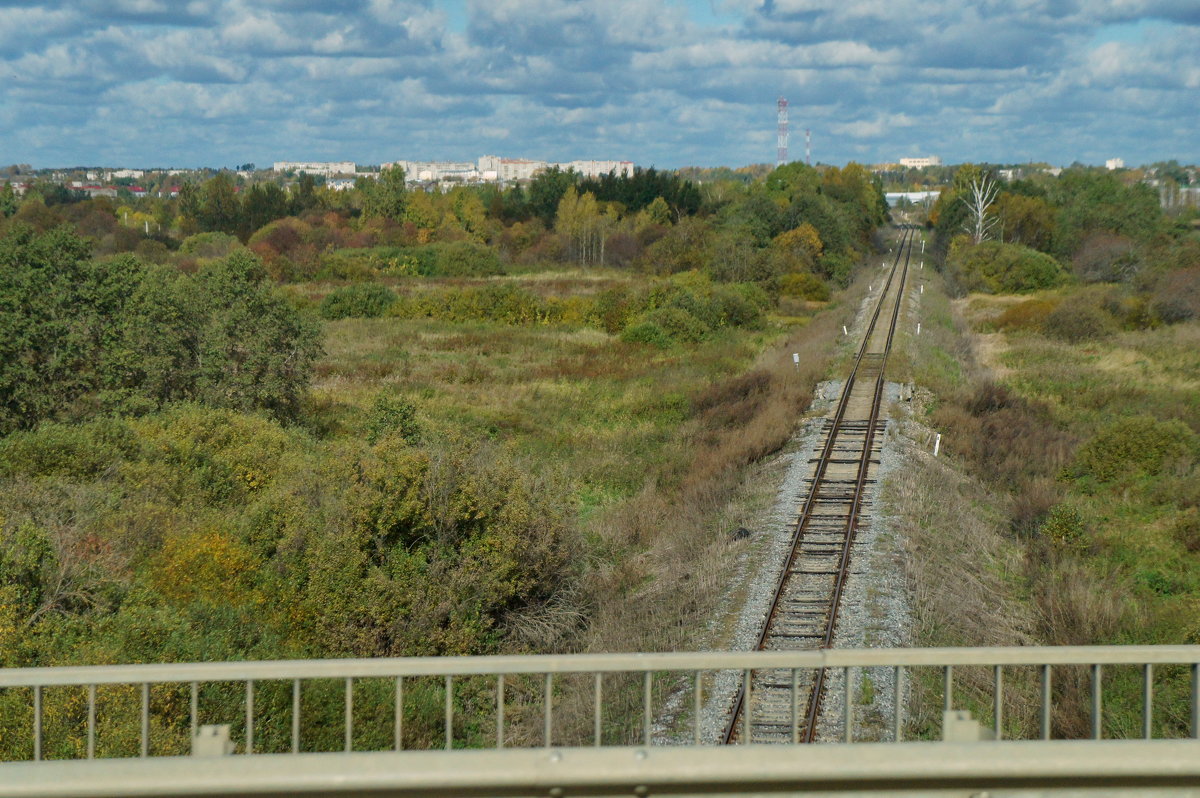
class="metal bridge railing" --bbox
[4,646,1200,763]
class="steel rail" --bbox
[723,226,914,744]
[799,226,913,741]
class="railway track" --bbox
[724,226,915,744]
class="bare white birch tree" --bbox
[961,175,1000,244]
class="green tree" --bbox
[527,167,578,226]
[198,173,241,235]
[0,225,106,433]
[361,166,407,221]
[192,251,324,417]
[0,183,16,218]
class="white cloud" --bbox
[0,0,1196,167]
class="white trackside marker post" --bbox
[922,240,926,253]
[843,325,849,336]
[792,353,800,370]
[917,323,921,335]
[920,284,924,294]
[934,433,941,457]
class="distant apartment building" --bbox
[899,156,943,168]
[477,155,546,181]
[475,155,635,182]
[1106,158,1125,170]
[272,161,356,176]
[564,159,635,178]
[384,160,478,181]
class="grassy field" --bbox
[886,269,1200,740]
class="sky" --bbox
[1,0,1198,170]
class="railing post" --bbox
[345,677,354,753]
[289,680,300,754]
[244,681,253,755]
[141,683,150,758]
[394,677,404,752]
[33,685,42,762]
[1092,665,1102,741]
[993,666,1003,740]
[1040,665,1052,741]
[543,673,552,748]
[643,671,652,747]
[497,674,506,749]
[190,682,199,746]
[1143,664,1153,740]
[844,667,853,743]
[742,669,752,745]
[87,684,96,760]
[446,675,455,751]
[791,669,800,744]
[1191,664,1199,740]
[593,673,602,747]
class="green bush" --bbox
[1073,415,1199,483]
[638,307,709,344]
[179,232,242,259]
[815,252,854,286]
[319,282,397,319]
[365,394,421,445]
[1042,296,1117,343]
[780,271,831,301]
[433,241,504,277]
[620,320,672,348]
[949,240,1068,293]
[0,418,138,480]
[1039,503,1086,550]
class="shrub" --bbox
[1039,503,1086,550]
[0,418,138,480]
[1072,415,1199,483]
[639,307,709,344]
[1042,296,1117,343]
[433,241,504,277]
[779,271,831,301]
[179,232,242,259]
[592,287,638,334]
[365,394,421,445]
[992,298,1058,332]
[710,284,767,327]
[948,240,1068,293]
[1173,509,1200,554]
[620,320,672,348]
[815,252,854,286]
[319,283,397,320]
[1149,266,1200,324]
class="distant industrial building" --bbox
[899,156,943,168]
[272,161,357,176]
[1106,158,1125,170]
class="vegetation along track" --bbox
[725,226,915,744]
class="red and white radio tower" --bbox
[776,97,789,166]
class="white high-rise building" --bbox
[477,155,547,181]
[385,160,478,181]
[899,156,943,168]
[272,161,357,176]
[565,160,635,178]
[1106,158,1125,170]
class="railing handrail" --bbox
[5,645,1200,688]
[6,740,1200,798]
